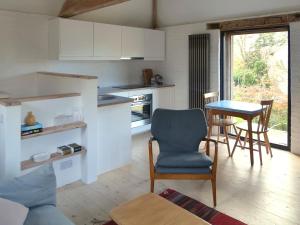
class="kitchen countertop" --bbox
[98,95,133,107]
[98,84,175,95]
[97,84,175,107]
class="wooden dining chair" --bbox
[204,92,241,156]
[231,100,274,165]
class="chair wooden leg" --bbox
[211,178,217,207]
[263,133,270,155]
[223,126,231,157]
[257,133,263,166]
[231,129,242,157]
[150,177,155,193]
[217,126,220,142]
[233,125,243,146]
[243,131,248,149]
[264,132,273,158]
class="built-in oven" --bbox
[130,94,152,128]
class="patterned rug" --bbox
[103,189,246,225]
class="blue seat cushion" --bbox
[24,205,74,225]
[155,167,211,174]
[156,152,212,168]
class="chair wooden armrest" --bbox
[203,138,218,177]
[148,138,157,173]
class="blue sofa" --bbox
[0,165,74,225]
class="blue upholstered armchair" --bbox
[149,109,218,206]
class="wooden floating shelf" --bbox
[38,71,98,80]
[21,148,87,170]
[21,121,87,140]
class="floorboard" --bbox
[57,132,300,225]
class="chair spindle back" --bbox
[204,92,219,120]
[258,100,273,132]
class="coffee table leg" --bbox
[247,118,254,166]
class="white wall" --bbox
[0,10,160,95]
[158,23,220,109]
[290,21,300,155]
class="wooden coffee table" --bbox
[110,193,211,225]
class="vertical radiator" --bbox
[189,34,210,110]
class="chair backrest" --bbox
[151,109,207,153]
[258,100,273,132]
[204,92,219,104]
[204,92,219,119]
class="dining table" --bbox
[205,100,264,166]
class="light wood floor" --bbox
[57,132,300,225]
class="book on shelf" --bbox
[21,122,43,132]
[21,122,43,136]
[68,143,82,152]
[57,146,73,156]
[57,144,83,156]
[21,128,43,136]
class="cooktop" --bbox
[113,84,151,90]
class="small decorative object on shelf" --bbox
[57,145,73,156]
[153,74,164,86]
[68,143,82,153]
[32,152,51,163]
[143,69,153,86]
[21,148,87,170]
[21,122,43,136]
[25,111,36,126]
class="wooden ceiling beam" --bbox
[59,0,129,18]
[152,0,158,29]
[207,12,300,31]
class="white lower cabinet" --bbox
[153,87,175,111]
[97,103,132,174]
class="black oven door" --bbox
[131,101,152,128]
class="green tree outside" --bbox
[232,32,288,132]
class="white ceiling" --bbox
[0,0,64,16]
[74,0,152,28]
[0,0,300,27]
[157,0,300,27]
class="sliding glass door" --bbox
[221,27,291,150]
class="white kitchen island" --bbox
[97,96,132,175]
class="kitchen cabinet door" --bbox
[153,87,175,111]
[98,103,132,174]
[59,19,94,58]
[144,29,165,61]
[94,23,122,60]
[122,27,144,58]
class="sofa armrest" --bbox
[0,165,57,208]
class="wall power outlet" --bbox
[60,159,73,170]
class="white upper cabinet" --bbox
[144,29,165,61]
[94,23,122,60]
[121,27,145,58]
[49,18,94,60]
[48,18,165,61]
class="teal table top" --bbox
[205,100,263,115]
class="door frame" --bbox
[220,26,291,151]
